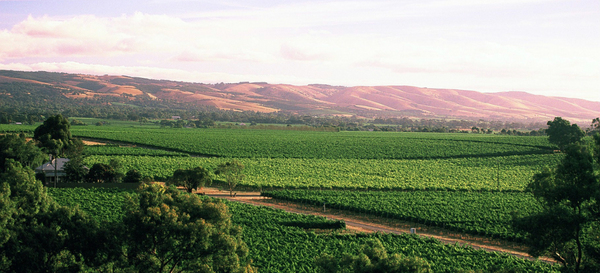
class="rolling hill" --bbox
[1,70,598,124]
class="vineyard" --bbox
[83,154,561,191]
[47,187,132,222]
[83,145,190,157]
[68,126,554,159]
[262,190,542,241]
[2,121,569,271]
[48,188,558,273]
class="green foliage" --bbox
[546,117,585,150]
[227,198,558,273]
[34,114,83,157]
[86,163,119,183]
[70,119,87,126]
[63,157,89,183]
[48,188,559,273]
[1,159,51,215]
[47,187,131,223]
[121,183,253,272]
[264,190,541,241]
[515,142,600,272]
[0,133,46,173]
[70,127,554,159]
[0,160,97,272]
[123,169,143,183]
[84,144,189,156]
[315,239,432,273]
[84,154,561,190]
[216,160,245,196]
[168,166,213,193]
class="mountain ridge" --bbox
[0,70,598,124]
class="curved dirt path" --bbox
[201,187,553,263]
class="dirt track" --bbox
[201,187,552,263]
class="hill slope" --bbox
[1,70,598,124]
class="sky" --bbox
[0,0,599,101]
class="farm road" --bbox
[202,188,552,263]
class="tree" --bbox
[123,169,142,183]
[109,157,125,183]
[589,118,600,135]
[0,160,99,272]
[63,156,89,183]
[0,133,46,173]
[34,115,84,186]
[215,160,245,197]
[315,239,432,273]
[64,138,85,158]
[168,166,212,193]
[546,117,585,150]
[120,183,254,272]
[34,114,75,157]
[86,163,119,183]
[514,142,600,272]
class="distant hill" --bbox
[1,70,598,124]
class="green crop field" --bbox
[263,190,542,241]
[48,188,558,273]
[84,153,561,191]
[47,187,133,222]
[68,126,555,159]
[7,121,571,271]
[84,145,190,157]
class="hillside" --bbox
[1,70,598,124]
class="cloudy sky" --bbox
[1,0,599,101]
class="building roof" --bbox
[35,158,70,172]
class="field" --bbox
[70,126,554,159]
[48,188,558,273]
[262,190,542,241]
[83,154,560,190]
[2,121,565,271]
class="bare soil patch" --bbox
[81,139,107,145]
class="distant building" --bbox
[35,158,87,184]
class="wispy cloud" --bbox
[0,0,598,101]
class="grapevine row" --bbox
[84,154,561,191]
[262,190,543,242]
[49,188,558,273]
[68,127,555,159]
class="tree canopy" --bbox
[215,160,245,197]
[0,133,46,173]
[168,166,212,193]
[33,114,84,158]
[514,140,600,272]
[0,134,254,272]
[0,160,97,272]
[86,163,119,183]
[62,156,89,183]
[121,183,254,272]
[546,117,585,150]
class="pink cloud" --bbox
[0,13,190,60]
